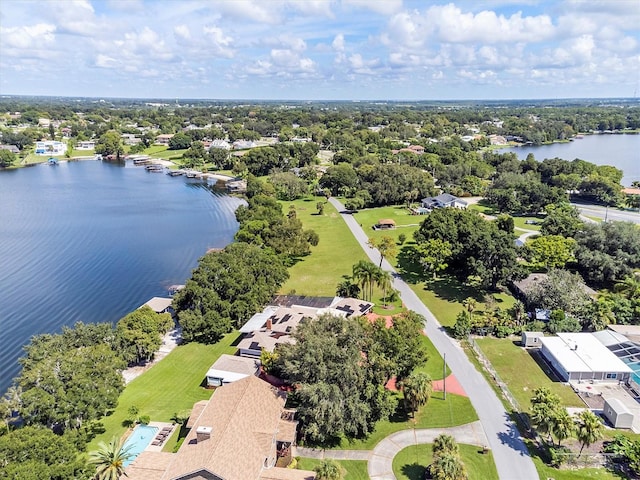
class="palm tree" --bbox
[374,268,392,306]
[314,458,343,480]
[430,451,467,480]
[529,402,554,442]
[575,410,604,457]
[432,434,459,459]
[614,274,640,300]
[550,408,575,447]
[462,297,477,321]
[89,436,134,480]
[403,372,433,416]
[352,260,378,301]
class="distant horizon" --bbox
[1,93,639,104]
[1,1,638,100]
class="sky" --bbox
[0,0,639,100]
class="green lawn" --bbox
[414,334,450,380]
[526,441,626,480]
[393,443,498,480]
[406,275,516,328]
[88,332,239,450]
[353,205,422,243]
[280,197,368,296]
[296,458,369,479]
[474,337,583,411]
[513,215,545,232]
[336,393,478,450]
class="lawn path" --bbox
[295,421,489,480]
[328,197,538,480]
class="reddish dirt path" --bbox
[385,373,467,397]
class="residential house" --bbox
[155,134,175,145]
[76,141,96,150]
[421,193,468,210]
[210,139,231,150]
[121,134,141,146]
[139,297,173,314]
[232,140,257,150]
[125,375,315,480]
[34,141,67,156]
[205,354,260,387]
[0,144,20,154]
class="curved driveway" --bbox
[329,198,538,480]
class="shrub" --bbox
[138,415,150,425]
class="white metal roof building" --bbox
[540,332,633,383]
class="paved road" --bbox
[329,198,538,480]
[571,202,640,224]
[296,421,488,480]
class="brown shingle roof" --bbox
[126,451,174,480]
[162,376,289,480]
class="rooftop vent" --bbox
[196,426,212,442]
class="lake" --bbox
[0,160,244,394]
[502,133,640,187]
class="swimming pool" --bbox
[123,424,158,467]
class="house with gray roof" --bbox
[421,193,468,210]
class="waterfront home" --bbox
[125,375,315,480]
[35,140,67,156]
[155,134,174,145]
[205,354,260,387]
[76,141,96,150]
[0,144,20,154]
[140,297,173,314]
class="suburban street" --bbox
[329,198,539,480]
[571,202,640,224]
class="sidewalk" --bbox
[294,421,488,480]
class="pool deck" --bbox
[144,421,176,452]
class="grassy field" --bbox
[296,458,369,479]
[280,197,368,296]
[353,205,422,243]
[392,443,498,480]
[88,333,239,450]
[474,337,583,410]
[414,334,451,380]
[513,215,544,231]
[336,393,478,450]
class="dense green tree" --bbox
[432,434,459,459]
[540,203,584,237]
[173,243,288,342]
[116,306,173,365]
[0,149,16,167]
[95,131,124,160]
[414,238,452,280]
[277,314,396,444]
[523,235,576,269]
[320,163,359,195]
[268,171,309,200]
[89,437,134,480]
[351,260,379,302]
[0,426,88,479]
[168,132,191,150]
[574,221,640,286]
[527,268,591,317]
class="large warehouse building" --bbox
[540,332,633,383]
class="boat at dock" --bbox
[145,164,164,172]
[184,170,200,178]
[167,170,185,177]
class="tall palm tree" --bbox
[403,372,433,416]
[352,260,378,301]
[550,408,575,447]
[375,268,392,306]
[89,436,134,480]
[615,274,640,300]
[575,410,604,457]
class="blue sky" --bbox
[1,0,638,100]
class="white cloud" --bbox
[343,0,403,16]
[0,23,55,49]
[174,25,191,41]
[332,33,345,52]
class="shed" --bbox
[522,331,544,348]
[374,219,396,230]
[604,397,634,429]
[140,297,173,314]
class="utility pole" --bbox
[443,353,447,400]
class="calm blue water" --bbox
[502,133,640,187]
[0,160,244,394]
[123,424,159,466]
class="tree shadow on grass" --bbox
[396,245,425,285]
[401,463,428,480]
[424,276,485,304]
